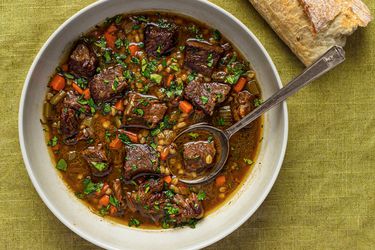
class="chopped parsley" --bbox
[63,72,75,79]
[119,133,132,145]
[103,103,111,114]
[83,178,103,195]
[188,132,199,139]
[213,29,221,41]
[150,73,162,84]
[200,96,209,104]
[169,64,180,72]
[128,218,141,227]
[217,117,225,126]
[187,72,197,82]
[133,108,144,116]
[103,50,112,63]
[115,38,124,49]
[208,136,213,143]
[105,131,112,142]
[112,77,119,92]
[254,98,263,107]
[91,162,108,171]
[109,195,119,207]
[56,159,67,171]
[47,136,58,147]
[207,53,214,67]
[243,158,253,165]
[197,191,206,201]
[165,190,174,199]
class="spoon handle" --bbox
[225,46,346,138]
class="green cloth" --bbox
[0,0,374,249]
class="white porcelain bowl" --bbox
[18,0,288,249]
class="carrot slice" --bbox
[109,205,118,215]
[114,99,124,111]
[61,64,69,72]
[129,44,140,56]
[83,88,90,100]
[123,131,138,143]
[72,82,83,95]
[160,148,169,161]
[179,100,193,114]
[165,74,174,87]
[215,175,226,187]
[164,175,172,184]
[109,136,123,149]
[233,77,247,93]
[99,195,110,207]
[49,75,66,91]
[105,24,118,49]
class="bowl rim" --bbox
[18,0,288,249]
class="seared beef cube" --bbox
[184,40,224,76]
[123,92,167,129]
[125,178,166,222]
[68,43,97,78]
[123,144,160,180]
[89,66,127,103]
[183,141,216,171]
[184,81,231,115]
[60,108,79,141]
[144,23,178,57]
[63,91,91,114]
[172,193,204,224]
[81,144,112,177]
[231,91,255,122]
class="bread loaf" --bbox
[248,0,372,65]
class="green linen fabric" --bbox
[0,0,374,249]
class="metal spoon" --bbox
[171,46,346,185]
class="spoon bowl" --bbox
[171,46,346,185]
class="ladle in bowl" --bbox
[171,46,346,185]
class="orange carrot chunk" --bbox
[165,74,174,87]
[164,175,172,184]
[160,148,169,161]
[114,99,124,111]
[72,82,83,95]
[233,77,247,93]
[129,44,140,56]
[105,24,118,49]
[123,131,138,143]
[215,175,226,187]
[179,100,193,114]
[99,195,110,207]
[49,75,66,91]
[109,205,118,215]
[61,64,69,72]
[109,136,123,149]
[83,88,90,100]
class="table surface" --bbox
[1,0,374,249]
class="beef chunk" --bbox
[125,179,204,224]
[123,144,160,180]
[123,92,167,129]
[231,91,255,122]
[144,23,178,57]
[81,144,112,177]
[184,40,224,76]
[63,91,91,114]
[184,81,231,115]
[172,193,204,223]
[183,141,216,171]
[60,108,79,141]
[89,66,127,103]
[126,178,166,222]
[68,43,97,78]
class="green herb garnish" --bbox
[56,159,67,171]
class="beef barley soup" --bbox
[42,12,263,229]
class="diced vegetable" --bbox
[72,82,83,95]
[215,175,226,187]
[179,100,193,114]
[165,74,174,87]
[105,24,118,49]
[122,131,138,143]
[56,159,68,171]
[164,175,172,184]
[43,102,54,119]
[114,99,124,111]
[49,75,66,91]
[109,136,122,149]
[91,162,108,171]
[233,77,247,93]
[50,90,67,105]
[83,88,91,100]
[99,195,110,207]
[150,73,163,84]
[61,64,69,72]
[160,148,169,161]
[129,44,140,56]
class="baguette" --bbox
[248,0,372,65]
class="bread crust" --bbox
[248,0,372,65]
